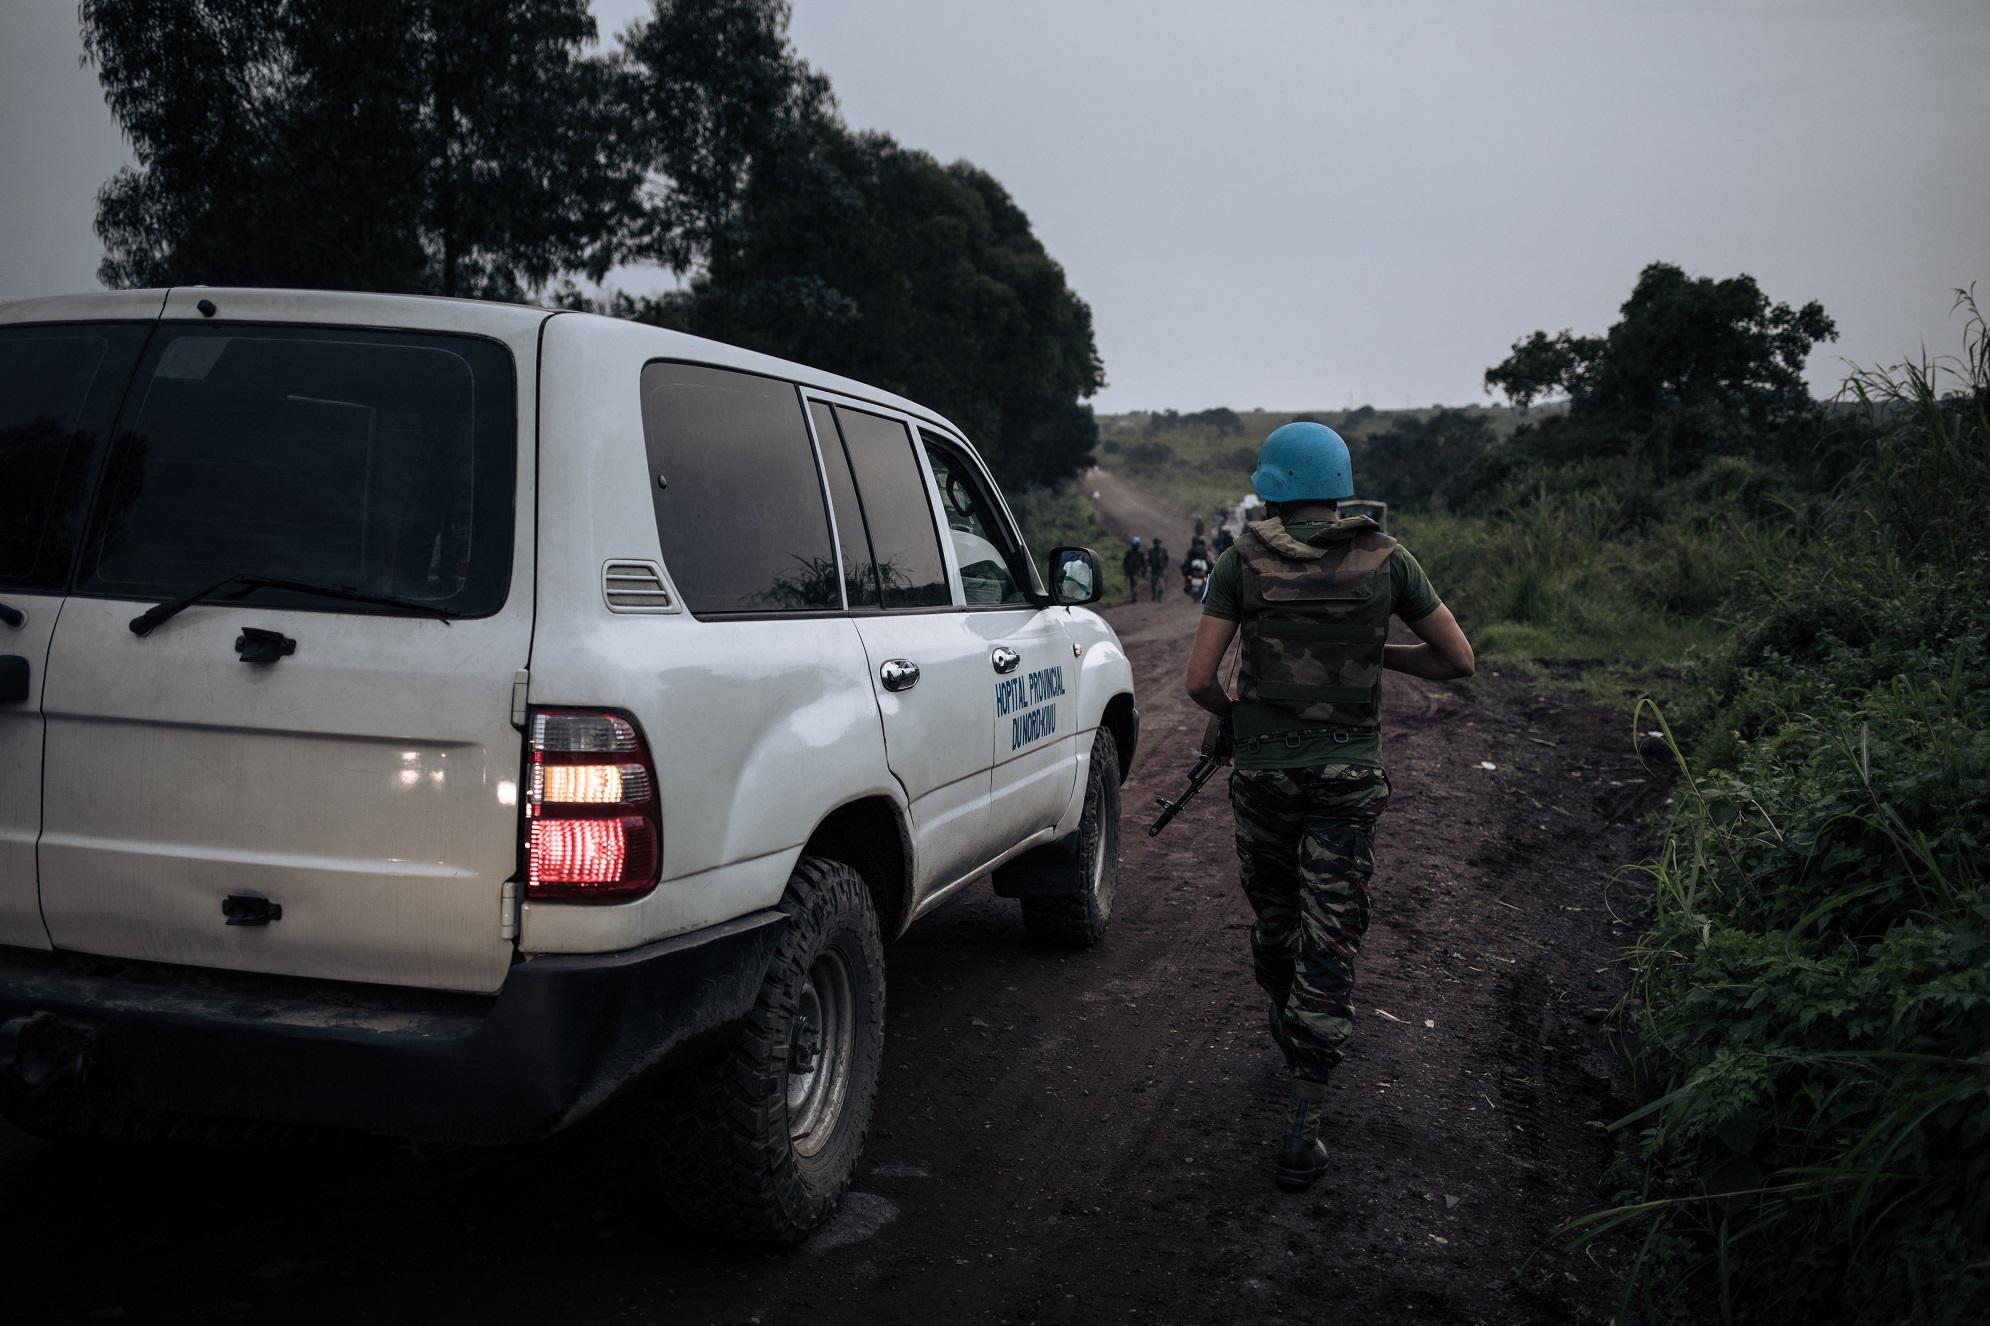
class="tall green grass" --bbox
[1574,292,1990,1323]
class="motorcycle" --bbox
[1182,556,1211,601]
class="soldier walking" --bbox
[1182,421,1475,1191]
[1146,537,1169,601]
[1121,536,1145,604]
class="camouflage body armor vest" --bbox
[1235,515,1396,730]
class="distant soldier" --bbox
[1146,537,1168,601]
[1121,536,1144,604]
[1214,526,1235,556]
[1183,421,1476,1192]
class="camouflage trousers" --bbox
[1229,763,1391,1084]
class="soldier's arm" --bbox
[1386,605,1476,680]
[1185,614,1240,716]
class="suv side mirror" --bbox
[1048,547,1102,605]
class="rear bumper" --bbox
[0,911,784,1144]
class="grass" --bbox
[1094,404,1535,525]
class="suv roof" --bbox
[0,287,972,441]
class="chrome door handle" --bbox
[880,659,921,692]
[991,646,1021,674]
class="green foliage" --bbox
[1095,405,1532,524]
[1584,293,1990,1323]
[81,0,1104,483]
[81,0,637,296]
[630,119,1104,486]
[1485,261,1840,483]
[1355,408,1496,511]
[1008,484,1127,601]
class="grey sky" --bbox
[5,0,1985,412]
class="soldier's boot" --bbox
[1274,1079,1331,1192]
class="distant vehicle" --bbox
[1338,499,1388,531]
[0,286,1138,1245]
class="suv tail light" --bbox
[523,709,661,901]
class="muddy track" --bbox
[3,477,1668,1326]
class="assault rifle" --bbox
[1148,715,1232,836]
[1148,751,1224,836]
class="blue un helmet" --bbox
[1250,422,1353,503]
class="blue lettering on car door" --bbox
[998,664,1066,752]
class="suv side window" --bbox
[1,323,149,593]
[828,405,949,610]
[808,401,880,610]
[921,434,1031,607]
[641,363,838,615]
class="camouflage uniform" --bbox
[1227,513,1399,1083]
[1230,762,1389,1083]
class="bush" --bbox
[1009,483,1127,601]
[1586,294,1990,1323]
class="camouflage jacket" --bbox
[1233,514,1396,730]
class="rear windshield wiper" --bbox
[129,573,457,636]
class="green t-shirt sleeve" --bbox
[1392,545,1442,621]
[1200,548,1245,620]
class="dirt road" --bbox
[4,479,1666,1326]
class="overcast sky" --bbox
[4,0,1985,411]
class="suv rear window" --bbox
[640,363,839,615]
[77,324,516,616]
[0,323,149,592]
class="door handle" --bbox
[880,659,920,692]
[991,646,1022,674]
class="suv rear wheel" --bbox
[652,855,884,1243]
[1004,728,1121,948]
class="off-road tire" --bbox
[1019,729,1121,948]
[0,1087,293,1148]
[653,855,885,1244]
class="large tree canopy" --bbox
[612,9,1104,484]
[1483,263,1837,479]
[82,0,637,297]
[82,0,1104,482]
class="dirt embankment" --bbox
[3,477,1668,1326]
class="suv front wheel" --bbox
[996,728,1121,948]
[651,855,885,1243]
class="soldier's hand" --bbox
[1201,714,1235,762]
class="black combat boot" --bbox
[1275,1078,1331,1192]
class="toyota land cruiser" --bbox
[0,288,1136,1242]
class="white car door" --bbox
[0,310,156,949]
[805,398,992,895]
[917,432,1077,854]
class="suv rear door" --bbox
[35,296,539,993]
[0,303,157,949]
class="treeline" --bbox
[1399,267,1987,1320]
[78,0,1102,485]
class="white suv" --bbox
[0,288,1136,1241]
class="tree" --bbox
[627,119,1105,484]
[82,0,638,296]
[1484,263,1837,479]
[616,0,830,286]
[1354,409,1495,511]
